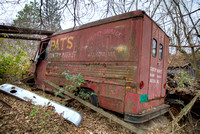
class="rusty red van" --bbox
[27,10,169,123]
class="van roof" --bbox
[52,10,145,37]
[51,10,168,38]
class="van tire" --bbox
[89,93,99,107]
[79,89,99,107]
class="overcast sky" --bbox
[0,0,149,30]
[0,0,199,55]
[0,0,75,29]
[0,0,110,30]
[0,0,199,32]
[0,0,26,25]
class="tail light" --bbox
[163,83,167,88]
[139,81,144,89]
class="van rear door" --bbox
[148,24,165,99]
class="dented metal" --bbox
[0,84,82,127]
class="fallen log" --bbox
[0,25,54,35]
[168,91,200,133]
[0,99,12,108]
[43,79,146,134]
[0,33,41,41]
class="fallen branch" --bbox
[168,91,200,132]
[43,79,146,134]
[169,109,180,133]
[0,99,12,108]
[169,44,200,47]
[0,34,41,41]
[0,25,54,35]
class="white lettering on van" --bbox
[150,79,156,83]
[157,69,162,74]
[150,67,156,72]
[157,75,162,79]
[157,80,159,84]
[150,73,155,77]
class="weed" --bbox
[55,71,96,101]
[177,72,193,88]
[30,106,39,117]
[55,71,85,96]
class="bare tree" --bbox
[1,0,200,81]
[163,0,200,82]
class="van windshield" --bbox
[36,41,50,63]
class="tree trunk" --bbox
[195,69,200,83]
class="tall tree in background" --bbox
[10,0,62,60]
[13,1,40,29]
[12,1,40,59]
[41,0,62,31]
[13,0,62,31]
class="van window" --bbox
[34,49,39,62]
[152,39,157,57]
[38,41,50,61]
[159,44,163,60]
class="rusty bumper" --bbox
[124,104,169,123]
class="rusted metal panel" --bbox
[46,63,135,85]
[139,15,151,95]
[99,84,125,113]
[48,19,138,62]
[46,18,140,115]
[162,36,169,97]
[35,60,48,87]
[124,93,140,114]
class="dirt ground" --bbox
[0,84,199,134]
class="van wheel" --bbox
[79,89,99,107]
[170,104,182,117]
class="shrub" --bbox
[177,71,192,88]
[0,39,31,83]
[55,71,86,96]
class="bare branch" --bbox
[169,44,200,47]
[181,0,200,38]
[151,0,162,18]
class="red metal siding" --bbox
[125,93,140,114]
[162,35,169,97]
[36,60,48,87]
[46,18,141,114]
[124,18,143,114]
[139,15,151,95]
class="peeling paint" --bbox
[115,25,125,29]
[115,45,128,53]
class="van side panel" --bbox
[124,18,143,114]
[31,11,170,122]
[46,18,140,113]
